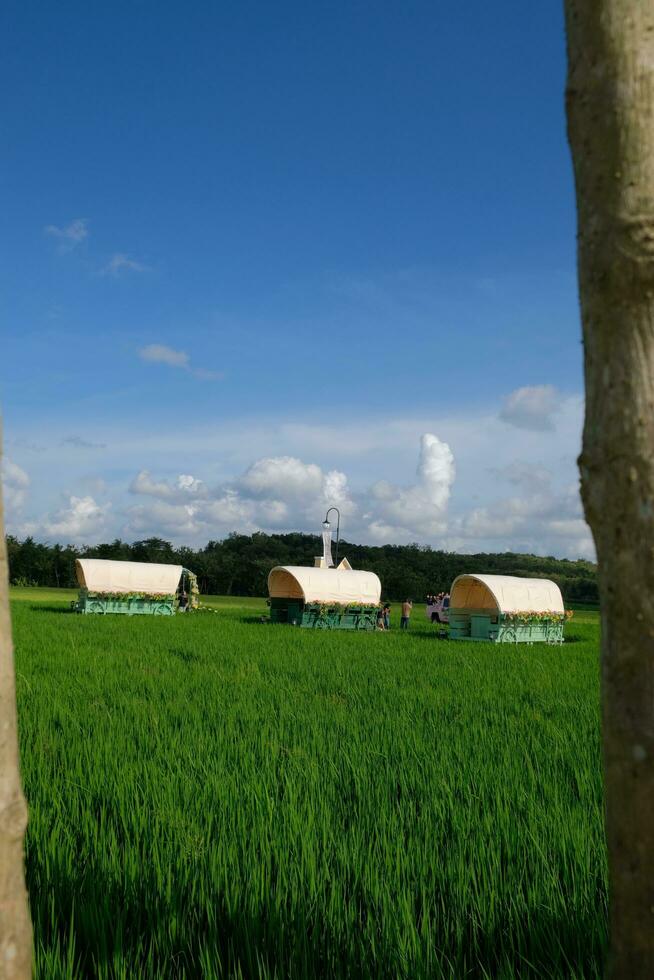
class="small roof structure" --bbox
[75,559,185,595]
[268,563,381,605]
[449,574,564,614]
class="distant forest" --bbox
[6,532,598,603]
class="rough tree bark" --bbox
[565,2,654,976]
[0,433,31,979]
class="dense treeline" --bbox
[6,532,598,603]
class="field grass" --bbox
[11,588,607,979]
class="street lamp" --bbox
[323,506,341,567]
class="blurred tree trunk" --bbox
[0,434,32,978]
[565,2,654,976]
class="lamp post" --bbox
[323,506,341,567]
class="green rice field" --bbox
[11,588,607,979]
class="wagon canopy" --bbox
[449,574,564,614]
[268,565,382,605]
[75,559,184,595]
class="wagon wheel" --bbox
[545,624,560,645]
[154,604,170,616]
[89,601,105,614]
[315,617,330,629]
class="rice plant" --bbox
[11,591,606,978]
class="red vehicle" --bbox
[426,593,450,624]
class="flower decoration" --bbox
[502,609,573,625]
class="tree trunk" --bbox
[0,434,32,978]
[564,2,654,976]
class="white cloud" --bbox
[22,495,110,543]
[138,344,222,380]
[128,490,259,540]
[499,385,560,431]
[239,456,324,500]
[202,493,261,529]
[365,434,455,540]
[125,438,454,545]
[2,459,30,516]
[9,395,592,558]
[448,468,595,559]
[176,474,207,496]
[323,469,351,509]
[129,470,208,500]
[130,470,175,498]
[101,253,149,276]
[127,499,204,538]
[139,345,190,369]
[44,218,88,252]
[126,453,355,540]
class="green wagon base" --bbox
[449,609,565,644]
[269,598,380,630]
[72,591,176,616]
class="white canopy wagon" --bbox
[448,574,567,644]
[268,560,382,630]
[72,559,199,616]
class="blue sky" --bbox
[1,1,591,558]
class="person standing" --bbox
[400,598,412,630]
[382,603,391,630]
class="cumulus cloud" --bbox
[2,459,30,515]
[101,253,149,276]
[129,470,208,500]
[125,437,454,546]
[239,456,324,500]
[122,436,593,559]
[323,469,351,509]
[22,495,110,543]
[12,402,592,558]
[130,470,174,497]
[176,474,207,495]
[499,385,560,431]
[365,434,455,540]
[44,218,88,252]
[127,453,354,540]
[447,464,594,560]
[127,499,205,538]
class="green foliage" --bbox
[6,531,599,603]
[12,592,606,978]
